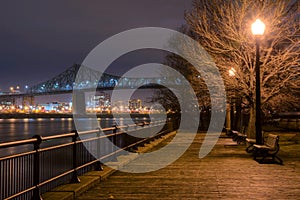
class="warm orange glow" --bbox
[251,19,266,36]
[229,67,236,77]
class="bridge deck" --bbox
[77,133,300,200]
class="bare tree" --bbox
[177,0,300,137]
[163,26,212,109]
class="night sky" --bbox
[0,0,193,92]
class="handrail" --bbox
[0,126,122,149]
[0,138,37,149]
[42,132,75,141]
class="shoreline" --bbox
[0,113,152,119]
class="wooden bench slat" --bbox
[253,144,271,149]
[246,138,256,143]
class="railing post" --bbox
[111,125,118,161]
[32,135,43,200]
[70,130,80,183]
[95,128,103,171]
[124,124,129,148]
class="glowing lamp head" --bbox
[228,67,236,77]
[251,19,265,36]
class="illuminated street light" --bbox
[252,18,265,145]
[251,19,266,36]
[228,67,236,77]
[228,67,237,130]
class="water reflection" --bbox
[0,117,151,156]
[0,117,148,143]
[0,118,75,143]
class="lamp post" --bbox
[251,19,265,145]
[228,68,236,130]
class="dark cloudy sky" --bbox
[0,0,193,92]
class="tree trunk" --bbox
[235,99,242,131]
[247,104,256,139]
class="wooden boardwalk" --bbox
[77,133,300,199]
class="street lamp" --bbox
[251,19,265,145]
[10,86,14,93]
[228,68,236,130]
[229,67,236,77]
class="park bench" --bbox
[229,127,247,145]
[245,138,256,153]
[253,133,283,164]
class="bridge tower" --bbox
[72,91,86,114]
[22,96,34,107]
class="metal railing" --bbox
[0,119,175,200]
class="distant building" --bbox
[86,92,111,113]
[39,102,71,113]
[129,99,142,112]
[95,92,111,108]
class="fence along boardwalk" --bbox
[0,120,171,200]
[77,133,300,200]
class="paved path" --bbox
[77,133,300,199]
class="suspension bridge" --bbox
[0,64,186,106]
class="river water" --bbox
[0,117,149,143]
[0,117,151,157]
